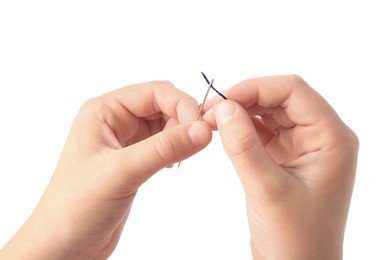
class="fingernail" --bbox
[216,101,237,125]
[188,122,210,147]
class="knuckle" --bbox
[341,125,360,155]
[328,122,359,148]
[348,128,360,151]
[81,97,99,110]
[285,74,312,92]
[80,97,112,118]
[286,74,307,85]
[152,80,175,89]
[224,131,257,158]
[154,134,177,161]
[80,96,109,112]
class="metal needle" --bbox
[177,78,214,169]
[196,78,214,120]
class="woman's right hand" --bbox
[204,75,359,259]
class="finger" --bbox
[203,93,228,112]
[108,121,212,191]
[202,103,218,130]
[215,100,287,197]
[204,104,295,132]
[246,105,295,130]
[108,80,199,122]
[203,106,277,143]
[222,75,339,126]
[251,116,278,145]
[77,81,200,149]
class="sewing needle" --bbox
[196,78,214,120]
[177,78,214,168]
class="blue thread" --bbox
[201,72,227,100]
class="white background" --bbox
[0,1,389,259]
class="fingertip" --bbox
[177,95,200,123]
[201,105,217,130]
[202,96,218,111]
[188,121,212,147]
[215,100,238,126]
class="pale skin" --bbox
[0,75,358,259]
[203,75,359,259]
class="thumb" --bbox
[215,100,284,196]
[110,121,212,191]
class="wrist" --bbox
[250,238,343,260]
[0,213,82,260]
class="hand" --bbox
[0,81,212,259]
[203,75,359,259]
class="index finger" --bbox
[73,81,199,151]
[106,80,199,123]
[220,75,340,126]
